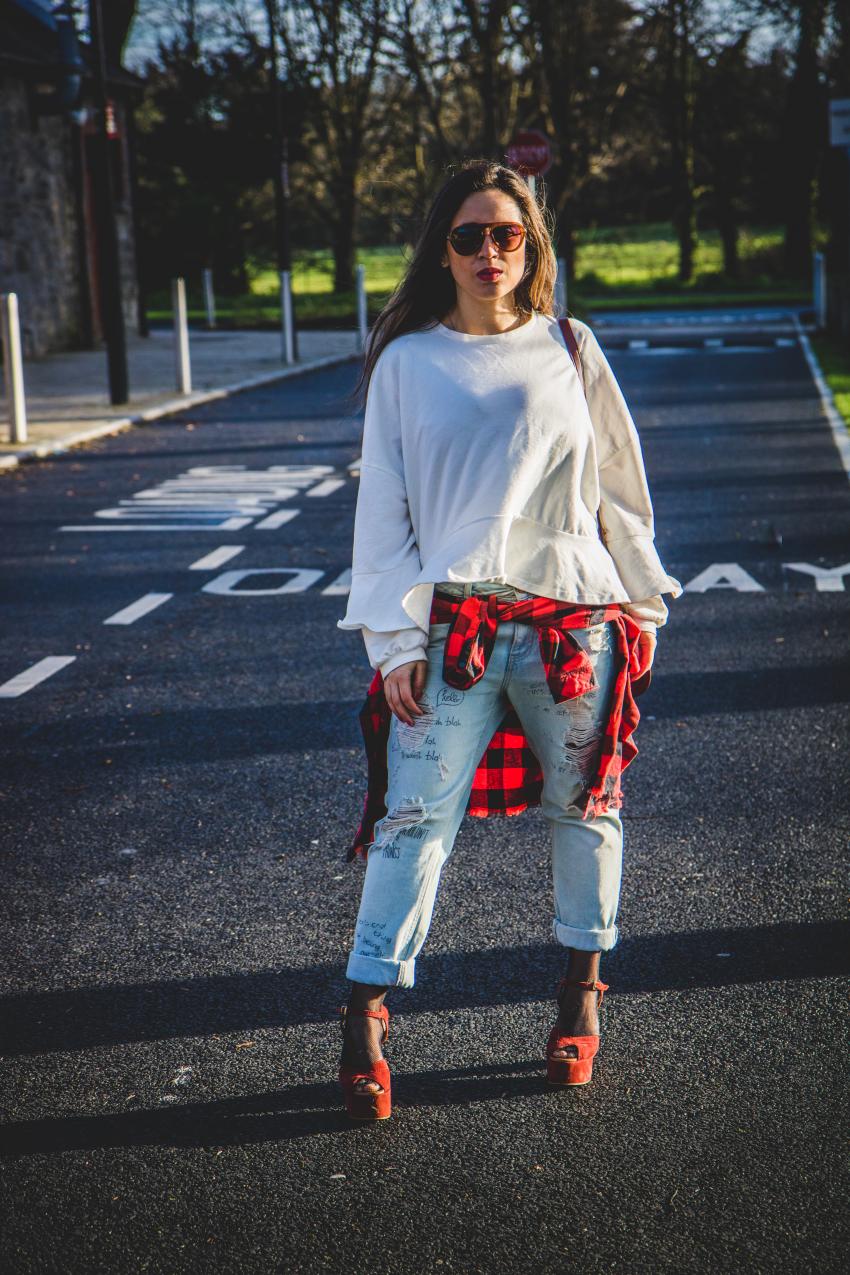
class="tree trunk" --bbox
[332,176,358,293]
[667,0,698,283]
[782,0,828,277]
[718,209,740,279]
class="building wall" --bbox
[0,74,138,358]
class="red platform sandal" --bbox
[338,1003,392,1121]
[545,977,609,1087]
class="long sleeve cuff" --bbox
[622,595,668,630]
[380,647,428,677]
[601,533,682,604]
[361,624,428,675]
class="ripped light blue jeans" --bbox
[346,583,624,989]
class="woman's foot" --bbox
[550,950,603,1060]
[340,985,388,1096]
[550,982,601,1060]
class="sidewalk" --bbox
[0,327,361,471]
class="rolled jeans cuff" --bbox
[346,951,416,989]
[552,919,619,952]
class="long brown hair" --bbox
[349,158,558,411]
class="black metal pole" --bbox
[264,0,298,359]
[88,0,128,402]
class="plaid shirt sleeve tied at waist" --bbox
[346,592,645,863]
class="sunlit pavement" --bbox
[1,312,847,1273]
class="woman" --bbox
[336,159,681,1120]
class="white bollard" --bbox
[555,257,568,316]
[812,251,827,330]
[280,270,295,364]
[356,263,368,351]
[0,292,28,443]
[202,267,216,330]
[172,277,192,394]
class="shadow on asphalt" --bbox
[2,919,846,1059]
[0,1061,560,1158]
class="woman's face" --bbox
[441,188,527,309]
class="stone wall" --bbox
[0,75,138,359]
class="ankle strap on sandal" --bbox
[557,977,609,1005]
[339,1003,390,1039]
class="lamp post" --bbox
[88,0,128,403]
[264,0,298,360]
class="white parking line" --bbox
[189,546,246,570]
[306,478,346,497]
[321,568,352,595]
[103,593,174,625]
[59,520,254,532]
[0,656,76,698]
[793,317,850,485]
[254,508,300,530]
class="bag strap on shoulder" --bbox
[557,316,586,399]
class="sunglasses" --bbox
[446,221,527,255]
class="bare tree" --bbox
[782,0,830,274]
[516,0,636,282]
[660,0,699,281]
[277,0,389,291]
[452,1,513,157]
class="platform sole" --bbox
[545,1058,596,1086]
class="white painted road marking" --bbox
[321,568,352,595]
[253,509,301,530]
[784,562,850,591]
[189,546,246,570]
[684,562,849,593]
[684,564,766,592]
[202,568,324,595]
[794,316,850,483]
[306,478,346,497]
[0,656,76,698]
[103,593,174,625]
[60,464,344,533]
[59,520,255,532]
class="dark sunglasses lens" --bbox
[493,225,524,250]
[450,227,483,254]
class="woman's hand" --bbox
[383,659,428,726]
[634,630,657,688]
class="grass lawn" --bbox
[145,223,813,328]
[809,331,850,433]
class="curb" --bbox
[0,349,361,474]
[793,315,850,484]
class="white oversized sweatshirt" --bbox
[338,310,682,676]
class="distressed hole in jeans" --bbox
[375,796,428,857]
[563,698,602,782]
[583,623,607,654]
[396,699,436,750]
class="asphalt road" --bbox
[1,310,848,1274]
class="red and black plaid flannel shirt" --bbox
[347,590,645,863]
